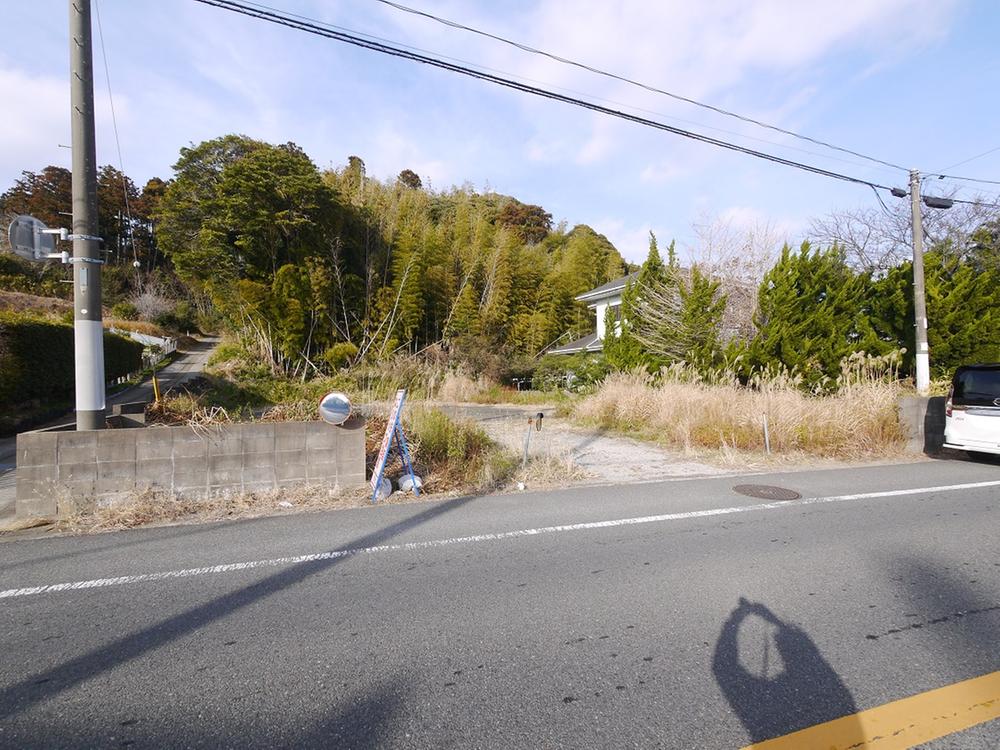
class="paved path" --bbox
[0,459,997,748]
[0,338,218,522]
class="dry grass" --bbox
[514,452,591,488]
[365,406,519,495]
[53,484,378,533]
[573,354,906,459]
[104,318,170,338]
[436,370,490,401]
[0,290,72,316]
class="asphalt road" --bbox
[0,458,998,748]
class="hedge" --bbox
[0,311,144,409]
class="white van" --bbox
[944,364,1000,456]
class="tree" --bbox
[497,199,552,244]
[157,136,337,286]
[397,169,422,190]
[748,242,885,387]
[605,232,665,370]
[871,251,1000,376]
[0,166,72,229]
[809,189,994,273]
[679,266,727,370]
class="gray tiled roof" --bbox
[575,271,639,302]
[546,331,602,355]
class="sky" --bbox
[2,0,1000,264]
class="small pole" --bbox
[522,416,534,468]
[762,413,771,455]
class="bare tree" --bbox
[685,212,784,341]
[630,278,688,361]
[808,186,996,273]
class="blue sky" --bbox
[2,0,999,263]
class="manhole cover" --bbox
[732,484,801,501]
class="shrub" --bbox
[404,407,517,491]
[110,301,139,320]
[322,342,359,371]
[0,311,143,410]
[154,301,199,333]
[534,352,610,391]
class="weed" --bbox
[574,357,906,459]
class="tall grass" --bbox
[364,407,518,494]
[573,352,906,459]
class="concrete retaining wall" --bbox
[898,395,946,454]
[15,419,366,519]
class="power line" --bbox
[930,172,1000,187]
[94,0,140,266]
[192,0,897,195]
[219,3,895,175]
[372,0,909,175]
[936,145,1000,173]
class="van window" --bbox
[953,367,1000,406]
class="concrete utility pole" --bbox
[909,169,930,396]
[70,0,106,430]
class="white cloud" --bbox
[0,68,67,180]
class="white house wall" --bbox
[591,293,622,340]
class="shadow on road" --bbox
[889,555,1000,662]
[300,680,404,749]
[0,493,477,722]
[712,597,860,744]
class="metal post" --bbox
[522,417,534,468]
[909,169,930,396]
[70,0,105,429]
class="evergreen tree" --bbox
[749,242,884,387]
[606,232,665,370]
[872,251,1000,375]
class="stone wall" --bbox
[15,419,366,519]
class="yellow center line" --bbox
[742,670,1000,750]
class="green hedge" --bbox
[0,312,143,408]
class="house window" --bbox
[609,304,621,322]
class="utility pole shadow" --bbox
[712,597,860,744]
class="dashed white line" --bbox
[2,479,998,600]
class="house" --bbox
[546,271,638,354]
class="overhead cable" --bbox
[192,0,896,193]
[373,0,909,174]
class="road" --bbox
[0,458,998,748]
[0,338,217,522]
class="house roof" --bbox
[546,331,602,355]
[575,271,639,303]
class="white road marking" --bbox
[2,479,998,600]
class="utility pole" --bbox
[70,0,106,430]
[909,169,930,396]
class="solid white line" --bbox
[2,479,998,600]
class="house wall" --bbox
[592,293,622,339]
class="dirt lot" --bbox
[433,402,920,486]
[434,403,730,483]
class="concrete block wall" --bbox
[16,419,366,519]
[898,396,946,454]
